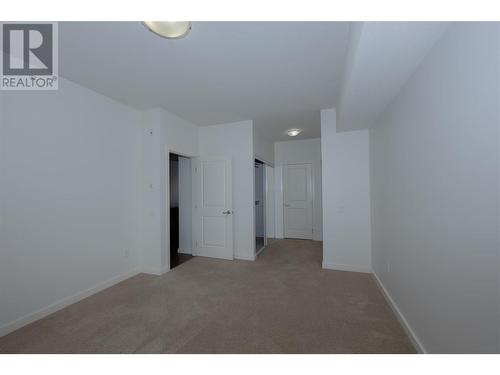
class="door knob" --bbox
[222,210,232,215]
[284,203,290,207]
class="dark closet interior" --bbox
[169,153,192,269]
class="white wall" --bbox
[321,109,372,272]
[0,78,142,336]
[265,165,275,238]
[370,23,499,353]
[253,126,274,165]
[198,121,255,260]
[274,138,323,241]
[141,108,198,274]
[178,156,192,254]
[338,22,448,131]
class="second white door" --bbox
[192,157,233,260]
[283,163,313,239]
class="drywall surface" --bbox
[338,22,448,131]
[178,156,192,254]
[370,23,499,353]
[141,108,198,274]
[320,109,371,272]
[274,138,323,241]
[198,120,255,260]
[253,127,274,165]
[0,78,142,335]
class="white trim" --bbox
[178,248,192,255]
[141,265,169,276]
[0,268,139,338]
[254,154,274,168]
[372,271,426,354]
[322,261,371,274]
[235,252,256,261]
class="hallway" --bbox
[0,240,414,353]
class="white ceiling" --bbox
[338,22,449,131]
[60,22,451,140]
[59,22,352,142]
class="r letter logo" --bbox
[1,22,58,90]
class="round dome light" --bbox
[286,128,303,137]
[143,21,191,39]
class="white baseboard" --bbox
[178,248,191,255]
[0,268,139,338]
[322,261,371,274]
[372,272,426,353]
[235,252,256,261]
[141,265,169,275]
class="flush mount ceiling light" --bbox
[143,21,191,39]
[286,128,303,137]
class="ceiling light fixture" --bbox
[286,128,302,137]
[143,21,191,39]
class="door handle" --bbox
[222,210,232,215]
[284,203,290,207]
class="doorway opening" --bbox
[255,159,266,255]
[169,153,193,269]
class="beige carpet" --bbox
[0,239,415,353]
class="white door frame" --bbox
[165,148,196,271]
[282,162,314,240]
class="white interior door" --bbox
[283,163,313,239]
[192,157,233,260]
